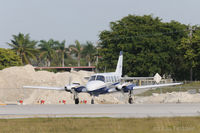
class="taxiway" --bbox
[0,104,200,119]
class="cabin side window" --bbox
[114,76,117,82]
[116,76,119,82]
[107,76,110,82]
[111,76,114,82]
[105,76,108,82]
[110,76,112,82]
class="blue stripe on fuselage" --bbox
[75,86,86,93]
[123,84,136,92]
[113,82,120,85]
[88,82,120,96]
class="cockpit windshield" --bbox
[89,75,105,82]
[96,75,105,82]
[89,76,96,81]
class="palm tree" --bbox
[38,39,58,67]
[54,40,71,67]
[7,33,38,64]
[82,41,97,66]
[69,40,83,66]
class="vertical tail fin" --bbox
[115,51,123,76]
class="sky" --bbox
[0,0,200,48]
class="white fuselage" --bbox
[86,72,121,92]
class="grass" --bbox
[137,81,200,96]
[0,117,200,133]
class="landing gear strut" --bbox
[128,97,133,104]
[91,95,95,104]
[91,98,94,104]
[128,90,134,104]
[73,90,79,104]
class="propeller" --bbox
[67,74,79,103]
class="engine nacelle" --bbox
[64,83,80,92]
[116,84,123,91]
[116,83,135,92]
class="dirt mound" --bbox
[0,65,92,104]
[0,65,122,104]
[134,92,200,103]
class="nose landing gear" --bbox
[75,98,79,104]
[72,90,79,104]
[91,99,94,104]
[128,90,134,104]
[91,95,95,104]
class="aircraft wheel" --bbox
[128,97,133,104]
[75,98,79,104]
[91,99,94,104]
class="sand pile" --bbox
[0,65,91,103]
[1,65,200,104]
[134,92,200,103]
[0,65,122,104]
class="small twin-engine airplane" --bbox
[24,51,182,104]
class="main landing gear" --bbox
[91,95,95,104]
[128,90,134,104]
[75,98,79,104]
[73,91,79,104]
[72,91,133,104]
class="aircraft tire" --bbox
[75,98,79,104]
[91,99,94,104]
[128,97,133,104]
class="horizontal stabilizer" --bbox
[23,86,65,91]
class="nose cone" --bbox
[86,81,105,91]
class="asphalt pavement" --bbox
[0,103,200,119]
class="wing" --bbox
[24,84,87,93]
[23,86,65,91]
[108,82,182,93]
[121,77,154,80]
[133,82,182,90]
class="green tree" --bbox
[55,40,65,67]
[0,48,22,70]
[82,41,97,66]
[178,26,200,80]
[54,40,71,67]
[69,40,83,66]
[7,33,38,64]
[98,15,187,79]
[38,39,58,67]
